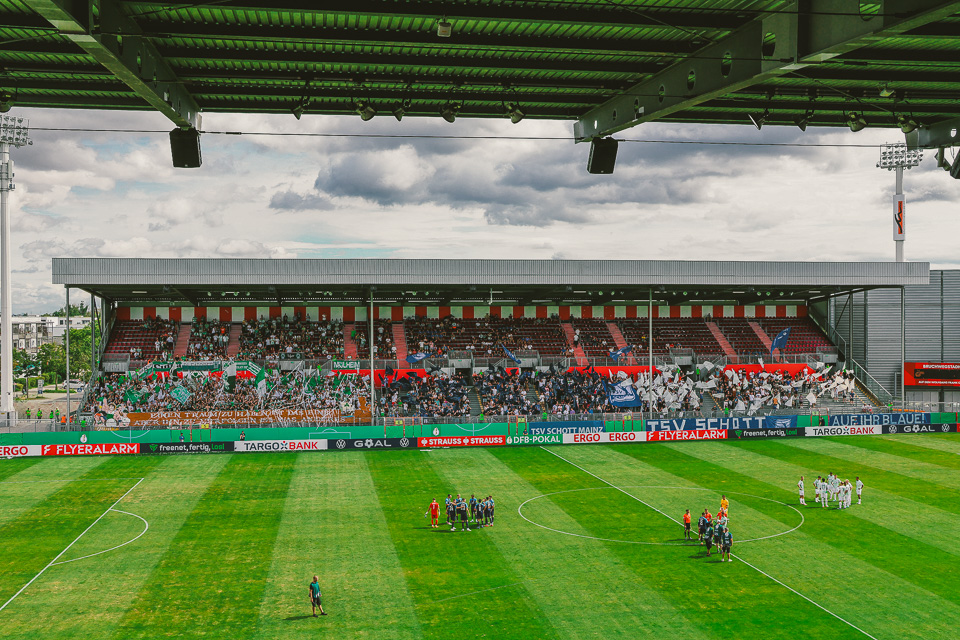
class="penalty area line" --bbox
[0,477,145,613]
[539,447,879,640]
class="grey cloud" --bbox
[269,189,335,211]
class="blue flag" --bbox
[501,344,521,365]
[604,379,644,408]
[406,353,429,364]
[770,327,791,355]
[609,345,633,362]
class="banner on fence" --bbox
[562,431,646,444]
[646,429,727,442]
[41,443,140,456]
[647,417,766,431]
[125,408,369,426]
[528,422,605,435]
[826,412,929,426]
[507,434,564,446]
[730,427,803,439]
[805,425,882,437]
[0,444,41,457]
[417,435,506,448]
[234,439,327,452]
[328,437,416,451]
[882,423,954,435]
[144,441,234,454]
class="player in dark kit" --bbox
[488,496,495,525]
[703,522,714,556]
[697,511,707,544]
[721,527,733,562]
[446,494,455,527]
[469,494,478,523]
[457,496,470,531]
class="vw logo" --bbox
[890,425,898,434]
[399,438,409,447]
[336,439,346,449]
[942,425,950,432]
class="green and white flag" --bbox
[223,362,237,392]
[255,367,266,398]
[171,386,192,404]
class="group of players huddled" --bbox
[798,474,863,508]
[427,494,495,531]
[683,495,734,561]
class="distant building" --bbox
[2,316,92,354]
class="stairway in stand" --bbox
[561,322,588,366]
[173,324,191,358]
[748,321,773,351]
[705,322,738,360]
[343,324,358,358]
[605,321,637,365]
[226,324,242,358]
[392,322,408,363]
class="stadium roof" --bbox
[52,258,929,306]
[2,0,959,146]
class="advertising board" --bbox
[729,427,802,439]
[826,413,929,426]
[562,431,646,444]
[0,445,41,457]
[143,442,234,454]
[528,422,604,435]
[646,430,727,442]
[40,443,140,456]
[647,417,765,431]
[328,437,416,451]
[417,435,506,448]
[233,439,327,452]
[805,425,882,437]
[882,423,955,435]
[507,434,564,446]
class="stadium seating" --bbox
[755,318,833,354]
[103,319,179,362]
[617,318,724,357]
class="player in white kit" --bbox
[797,476,806,505]
[845,481,854,509]
[814,476,822,504]
[830,473,839,503]
[856,476,863,505]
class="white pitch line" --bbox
[539,447,879,640]
[0,477,146,485]
[50,509,149,566]
[0,477,144,613]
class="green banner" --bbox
[331,359,361,370]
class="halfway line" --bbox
[0,477,145,612]
[538,447,878,640]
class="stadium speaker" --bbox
[951,151,960,180]
[587,137,618,174]
[169,127,202,168]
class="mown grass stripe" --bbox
[0,456,109,530]
[494,445,875,640]
[877,433,960,457]
[366,450,560,640]
[110,453,296,639]
[429,447,713,640]
[636,442,960,604]
[725,439,959,515]
[252,452,422,640]
[0,457,44,482]
[0,455,231,640]
[785,437,960,490]
[559,444,960,639]
[0,456,162,608]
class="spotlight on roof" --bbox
[355,101,377,121]
[847,112,867,132]
[794,113,809,132]
[436,17,452,37]
[748,109,769,130]
[878,83,895,98]
[0,92,13,113]
[439,102,460,123]
[292,103,305,120]
[502,102,524,124]
[391,102,406,121]
[897,114,918,134]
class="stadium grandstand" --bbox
[46,257,937,427]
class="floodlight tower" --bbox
[876,142,922,263]
[0,115,31,423]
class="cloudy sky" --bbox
[7,106,959,313]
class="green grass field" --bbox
[1,434,958,639]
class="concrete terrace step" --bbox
[173,324,191,358]
[705,321,737,359]
[748,321,773,351]
[343,324,358,358]
[561,322,588,366]
[226,323,242,358]
[392,322,408,363]
[606,321,637,365]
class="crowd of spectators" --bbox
[128,317,179,362]
[86,370,370,414]
[238,314,344,361]
[381,372,471,417]
[405,315,459,357]
[473,367,618,417]
[188,318,230,360]
[357,319,395,359]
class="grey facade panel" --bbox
[52,258,930,287]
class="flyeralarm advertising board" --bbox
[904,362,960,387]
[646,430,727,442]
[562,431,647,445]
[417,435,506,448]
[41,443,140,456]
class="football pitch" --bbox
[1,434,959,639]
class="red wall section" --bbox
[581,306,592,319]
[343,307,355,323]
[169,307,182,322]
[691,306,702,318]
[142,306,156,320]
[536,306,548,319]
[244,307,256,321]
[220,307,232,322]
[734,306,745,318]
[269,307,281,319]
[513,306,524,319]
[194,307,206,320]
[116,307,130,321]
[462,306,474,319]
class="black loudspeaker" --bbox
[169,128,202,168]
[587,137,618,174]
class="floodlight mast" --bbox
[876,143,921,263]
[0,115,30,423]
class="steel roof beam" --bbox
[124,0,744,32]
[23,0,201,128]
[575,0,960,140]
[159,46,665,77]
[139,23,698,56]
